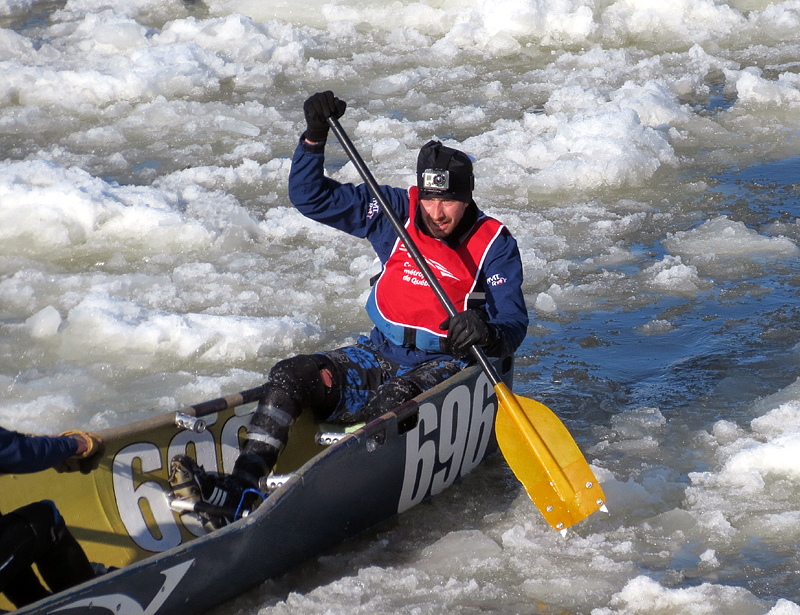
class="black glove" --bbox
[439,310,496,358]
[303,91,347,143]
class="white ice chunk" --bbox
[26,306,63,339]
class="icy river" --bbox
[1,0,800,613]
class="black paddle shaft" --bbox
[327,117,501,388]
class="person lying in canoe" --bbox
[0,426,104,608]
[170,91,528,530]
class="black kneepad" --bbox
[266,354,339,420]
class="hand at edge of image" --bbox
[56,430,105,474]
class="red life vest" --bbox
[366,187,505,352]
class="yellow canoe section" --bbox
[0,404,326,612]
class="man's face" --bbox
[419,198,469,238]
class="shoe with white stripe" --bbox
[168,454,253,531]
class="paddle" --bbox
[327,117,607,532]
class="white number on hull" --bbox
[398,372,495,513]
[112,409,249,552]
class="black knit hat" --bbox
[417,140,474,202]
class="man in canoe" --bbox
[170,91,528,529]
[0,426,103,608]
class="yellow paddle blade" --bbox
[494,382,606,532]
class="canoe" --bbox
[0,356,513,615]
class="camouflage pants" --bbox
[321,335,467,424]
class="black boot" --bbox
[168,456,258,532]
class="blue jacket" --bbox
[288,139,528,366]
[0,426,78,474]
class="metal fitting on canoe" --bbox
[259,474,292,493]
[167,497,197,513]
[175,412,206,433]
[316,431,349,446]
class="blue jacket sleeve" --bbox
[480,229,529,357]
[0,426,78,474]
[288,139,409,263]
